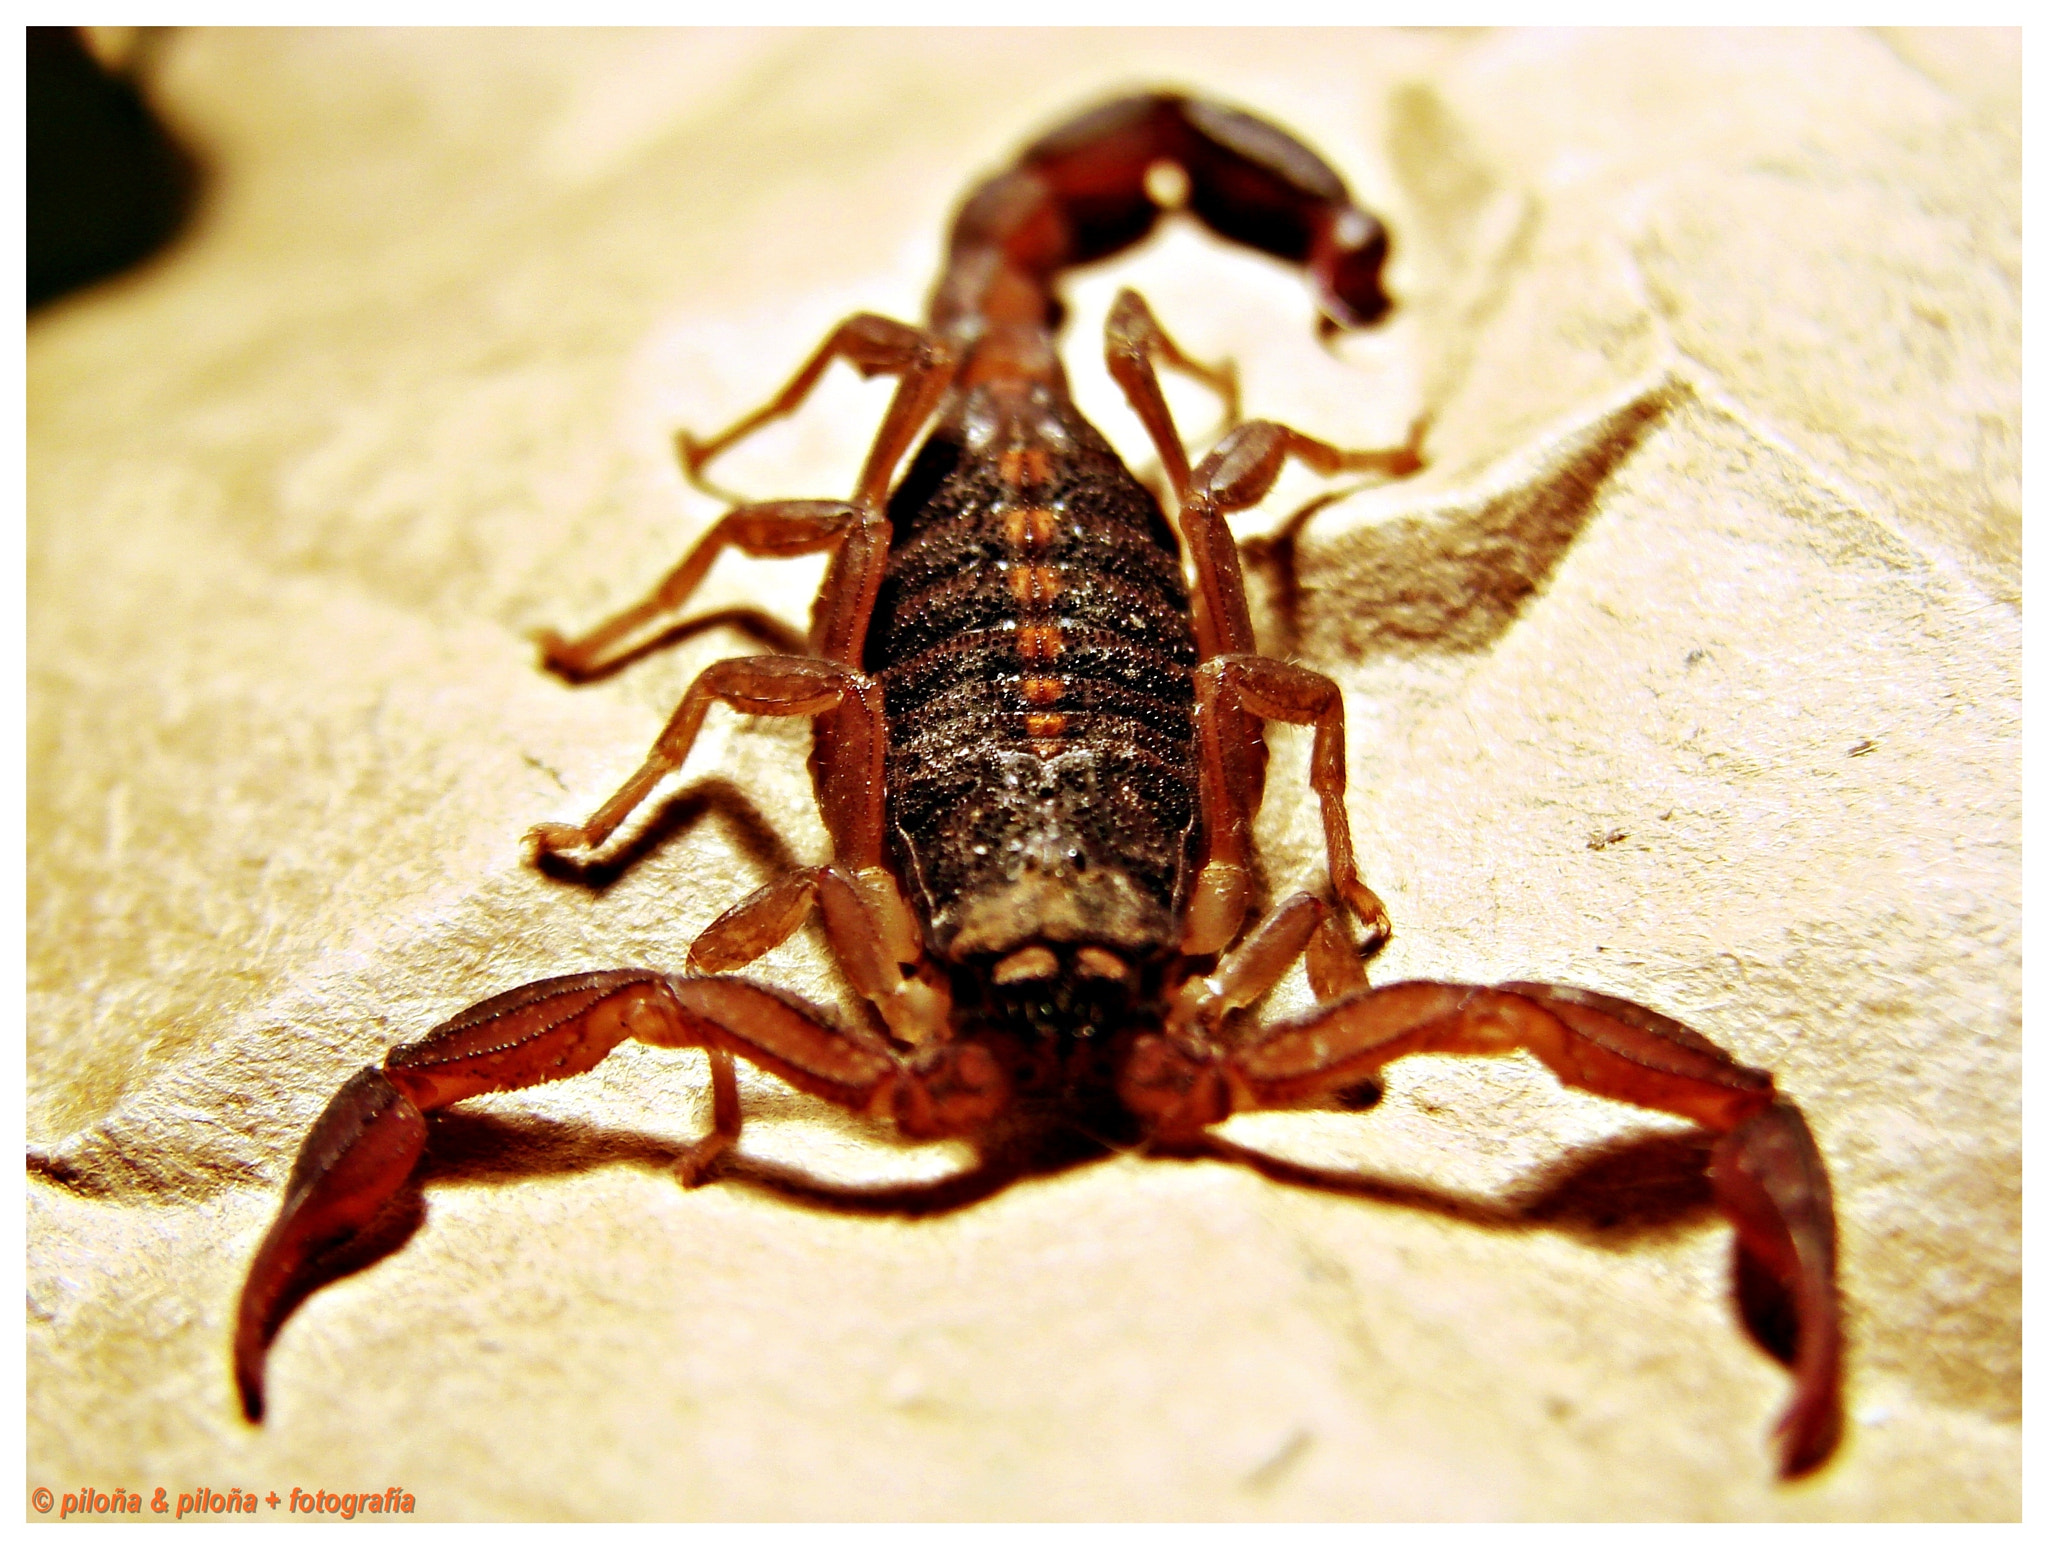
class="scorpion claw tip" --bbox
[234,1348,267,1423]
[531,634,580,678]
[673,431,719,482]
[526,823,585,855]
[1773,1390,1844,1480]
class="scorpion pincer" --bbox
[234,90,1842,1477]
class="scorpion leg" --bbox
[1168,891,1346,1039]
[1194,653,1389,955]
[688,865,948,1048]
[1104,290,1237,511]
[1180,412,1422,659]
[530,634,926,1021]
[674,313,950,505]
[529,655,879,858]
[673,1046,742,1187]
[1103,289,1240,495]
[685,868,831,974]
[1106,290,1411,957]
[537,456,912,924]
[1122,980,1842,1477]
[539,499,861,680]
[1107,288,1421,649]
[543,312,954,679]
[1104,291,1268,954]
[1105,288,1259,654]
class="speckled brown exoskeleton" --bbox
[234,89,1842,1476]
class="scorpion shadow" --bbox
[265,1093,1797,1384]
[532,775,804,895]
[1243,381,1679,662]
[538,606,806,686]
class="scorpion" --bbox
[234,90,1842,1477]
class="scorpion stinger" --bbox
[234,90,1841,1478]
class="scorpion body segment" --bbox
[234,89,1844,1480]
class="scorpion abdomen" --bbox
[869,380,1201,964]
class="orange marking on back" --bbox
[1017,623,1063,662]
[1021,675,1064,705]
[998,446,1054,489]
[1006,564,1062,607]
[1024,712,1069,739]
[1001,506,1058,553]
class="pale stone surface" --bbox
[28,28,2016,1520]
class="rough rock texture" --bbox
[28,29,2016,1521]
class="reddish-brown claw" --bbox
[1148,979,1845,1477]
[235,970,997,1422]
[1712,1099,1843,1477]
[234,1067,426,1421]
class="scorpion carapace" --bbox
[234,90,1844,1478]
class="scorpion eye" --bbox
[1073,947,1130,984]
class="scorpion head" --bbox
[977,940,1144,1044]
[960,939,1175,1136]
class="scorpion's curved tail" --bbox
[929,91,1393,341]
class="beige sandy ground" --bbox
[27,28,2017,1521]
